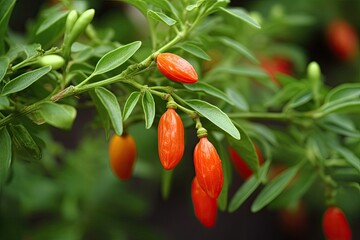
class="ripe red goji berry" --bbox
[109,134,137,180]
[327,19,358,61]
[228,144,263,180]
[322,206,352,240]
[158,108,184,170]
[191,176,217,228]
[194,136,224,199]
[156,53,198,84]
[260,56,293,85]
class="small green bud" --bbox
[307,61,321,82]
[65,10,78,35]
[38,55,65,70]
[68,9,95,45]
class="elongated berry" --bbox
[194,137,224,199]
[323,206,352,240]
[191,177,217,228]
[158,108,184,170]
[228,144,263,180]
[156,53,198,84]
[109,134,137,180]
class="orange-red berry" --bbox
[108,134,137,180]
[193,137,224,199]
[156,53,198,84]
[323,206,352,240]
[191,176,217,228]
[158,108,185,170]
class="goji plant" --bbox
[0,0,359,239]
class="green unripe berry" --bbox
[38,55,65,70]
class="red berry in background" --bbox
[228,144,263,180]
[156,53,198,84]
[194,137,224,199]
[278,201,308,239]
[260,56,293,85]
[158,108,184,170]
[326,19,359,61]
[322,206,352,240]
[191,177,217,228]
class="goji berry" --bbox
[194,136,224,199]
[191,176,217,228]
[323,206,352,240]
[327,19,358,61]
[158,108,184,170]
[108,134,137,180]
[156,53,198,84]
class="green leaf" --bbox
[120,0,149,16]
[319,101,360,117]
[226,88,249,111]
[142,90,155,129]
[9,124,42,161]
[210,66,267,78]
[227,122,259,175]
[1,66,51,95]
[335,146,360,173]
[95,87,123,136]
[265,82,304,108]
[123,91,141,121]
[320,114,360,138]
[285,90,312,110]
[228,160,271,213]
[325,83,360,104]
[186,99,240,139]
[178,42,211,61]
[90,90,111,138]
[251,163,301,212]
[36,11,68,35]
[269,172,316,209]
[211,136,232,212]
[161,169,173,200]
[0,95,9,110]
[0,56,9,82]
[183,82,233,105]
[38,102,77,130]
[0,0,16,55]
[284,15,314,26]
[219,37,258,63]
[147,10,176,26]
[92,41,142,76]
[0,127,12,187]
[220,7,261,29]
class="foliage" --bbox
[0,0,359,238]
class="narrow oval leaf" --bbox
[9,124,42,161]
[285,90,312,110]
[36,11,68,35]
[269,172,316,209]
[183,82,233,105]
[178,43,211,61]
[228,160,271,213]
[186,99,240,139]
[325,83,360,104]
[39,102,77,129]
[220,7,261,29]
[219,37,258,63]
[0,96,10,110]
[211,66,267,78]
[226,88,249,111]
[123,91,141,121]
[92,41,142,76]
[95,87,123,136]
[90,90,111,138]
[0,56,9,82]
[251,164,301,212]
[147,10,176,26]
[335,146,360,173]
[227,122,259,175]
[142,90,155,129]
[0,127,12,187]
[1,66,51,95]
[161,168,173,200]
[319,101,360,117]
